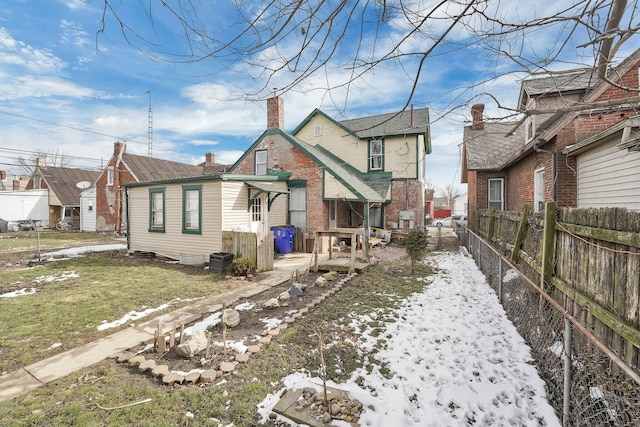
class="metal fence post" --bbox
[497,257,503,303]
[563,317,572,427]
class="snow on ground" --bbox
[0,287,36,298]
[258,250,561,427]
[40,243,126,261]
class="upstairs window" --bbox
[107,166,114,186]
[369,139,383,170]
[488,178,504,211]
[148,188,165,232]
[182,185,202,234]
[314,124,322,136]
[255,150,267,175]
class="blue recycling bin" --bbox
[271,225,295,254]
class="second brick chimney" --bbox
[205,152,215,163]
[471,104,485,131]
[267,96,284,130]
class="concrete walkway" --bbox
[0,252,318,402]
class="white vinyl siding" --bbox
[80,187,96,232]
[577,138,640,210]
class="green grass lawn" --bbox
[0,252,230,374]
[0,252,434,427]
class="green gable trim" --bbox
[288,179,307,188]
[290,108,356,137]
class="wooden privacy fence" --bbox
[221,230,274,272]
[472,204,640,371]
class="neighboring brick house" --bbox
[462,47,640,219]
[229,97,431,240]
[95,142,228,233]
[26,158,101,229]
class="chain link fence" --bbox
[458,227,640,426]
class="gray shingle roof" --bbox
[521,68,599,97]
[122,153,204,182]
[339,107,429,138]
[464,122,526,170]
[38,166,101,206]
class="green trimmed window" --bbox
[149,188,165,232]
[182,185,202,234]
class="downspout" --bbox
[533,140,557,201]
[114,144,125,234]
[125,187,130,249]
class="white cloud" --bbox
[0,27,66,74]
[60,19,90,48]
[0,75,93,100]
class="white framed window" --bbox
[107,166,114,186]
[255,150,267,175]
[314,124,322,137]
[289,187,306,229]
[182,185,201,234]
[369,139,383,170]
[149,188,165,232]
[534,168,545,212]
[488,178,504,211]
[251,197,262,222]
[525,99,536,143]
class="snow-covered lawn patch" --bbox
[259,251,561,426]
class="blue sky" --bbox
[1,1,636,195]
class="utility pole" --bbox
[146,89,154,158]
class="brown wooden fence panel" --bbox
[474,205,640,371]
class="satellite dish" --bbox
[76,181,91,189]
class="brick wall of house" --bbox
[233,133,328,234]
[95,142,132,233]
[386,180,425,230]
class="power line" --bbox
[0,109,148,146]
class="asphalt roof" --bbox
[463,121,526,170]
[122,152,205,182]
[521,68,599,97]
[339,107,430,139]
[37,166,101,206]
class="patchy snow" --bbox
[503,268,520,283]
[1,287,36,298]
[96,298,185,331]
[258,251,561,426]
[260,317,283,329]
[47,343,62,350]
[33,271,79,283]
[212,340,248,354]
[184,312,222,335]
[235,302,255,311]
[40,243,126,261]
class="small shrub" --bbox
[405,229,429,274]
[230,257,256,276]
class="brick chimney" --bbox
[205,152,215,163]
[471,104,485,131]
[13,179,20,190]
[114,141,126,155]
[0,170,6,180]
[267,96,284,130]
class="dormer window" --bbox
[369,139,383,170]
[525,99,536,143]
[525,116,536,143]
